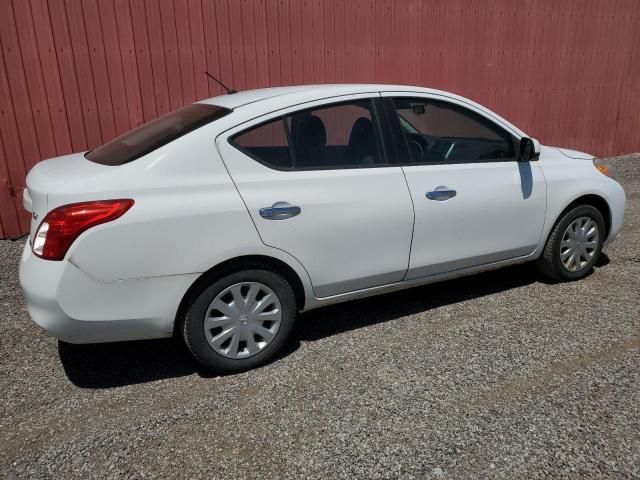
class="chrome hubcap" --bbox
[204,282,282,359]
[560,216,599,272]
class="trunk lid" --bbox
[25,152,115,238]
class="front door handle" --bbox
[259,201,301,220]
[426,186,457,201]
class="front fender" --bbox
[535,146,623,255]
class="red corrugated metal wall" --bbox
[1,0,639,238]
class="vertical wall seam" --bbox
[44,0,75,154]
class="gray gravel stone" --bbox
[1,154,639,479]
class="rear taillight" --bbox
[33,199,134,261]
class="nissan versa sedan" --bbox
[19,84,626,372]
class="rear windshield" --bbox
[85,104,231,165]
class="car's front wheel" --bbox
[182,269,297,373]
[536,204,606,282]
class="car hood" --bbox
[552,147,595,160]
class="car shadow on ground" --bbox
[59,257,609,389]
[58,337,200,388]
[293,262,540,344]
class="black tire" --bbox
[536,204,606,282]
[182,269,296,373]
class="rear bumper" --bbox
[19,241,198,344]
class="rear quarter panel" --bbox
[54,123,312,297]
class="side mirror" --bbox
[520,137,540,161]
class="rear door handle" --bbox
[426,186,456,201]
[259,201,301,220]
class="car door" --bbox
[381,93,547,279]
[216,95,414,298]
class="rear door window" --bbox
[231,99,385,170]
[86,104,231,165]
[233,117,293,169]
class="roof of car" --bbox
[197,84,439,110]
[197,83,527,139]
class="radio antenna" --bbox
[205,71,237,94]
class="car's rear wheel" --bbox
[536,204,606,282]
[182,269,296,373]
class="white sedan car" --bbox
[19,84,625,372]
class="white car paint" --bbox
[401,160,547,278]
[215,93,415,297]
[19,84,626,344]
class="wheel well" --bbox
[562,194,611,237]
[174,255,306,336]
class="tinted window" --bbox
[233,118,293,168]
[232,100,384,169]
[86,104,231,165]
[392,98,516,163]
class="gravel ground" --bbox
[1,155,639,479]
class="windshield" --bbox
[86,104,231,166]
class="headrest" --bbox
[297,115,326,150]
[349,117,375,147]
